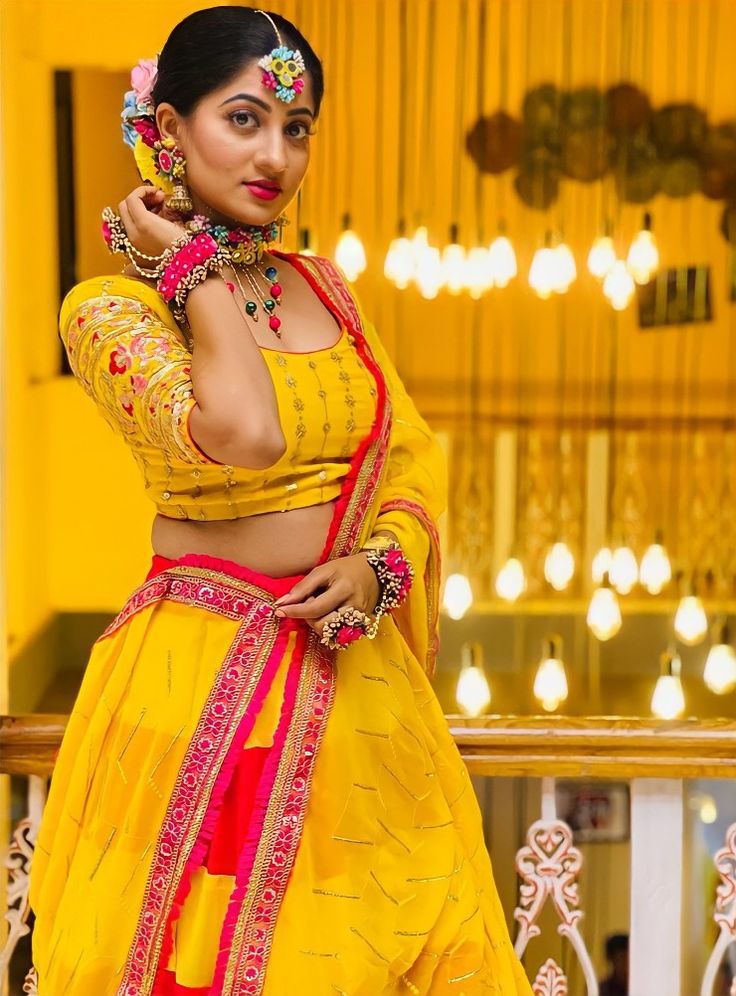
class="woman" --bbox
[28,7,532,995]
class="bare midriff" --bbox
[151,501,337,575]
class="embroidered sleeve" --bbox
[60,292,219,464]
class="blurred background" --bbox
[3,1,736,993]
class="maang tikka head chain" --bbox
[254,9,306,104]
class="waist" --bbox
[145,550,306,598]
[151,500,337,576]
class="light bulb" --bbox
[534,635,568,712]
[587,584,623,641]
[609,545,638,595]
[704,623,736,694]
[529,246,557,300]
[674,595,708,646]
[603,260,635,310]
[627,218,659,285]
[639,539,672,594]
[441,241,467,294]
[544,541,575,591]
[335,221,367,282]
[411,226,429,263]
[384,236,414,289]
[699,795,718,824]
[443,572,473,620]
[415,245,444,299]
[592,546,613,584]
[487,234,517,287]
[455,642,492,717]
[553,242,577,293]
[651,650,685,718]
[464,246,494,299]
[587,235,616,279]
[495,557,526,601]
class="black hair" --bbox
[152,5,324,119]
[605,933,629,960]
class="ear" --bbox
[155,102,183,146]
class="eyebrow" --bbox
[219,92,314,118]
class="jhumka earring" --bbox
[154,136,193,213]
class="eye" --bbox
[286,120,311,139]
[229,109,258,128]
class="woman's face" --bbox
[156,58,316,227]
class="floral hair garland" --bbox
[120,56,172,194]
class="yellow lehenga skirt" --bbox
[29,551,532,996]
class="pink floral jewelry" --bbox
[254,9,306,104]
[318,541,415,653]
[362,541,415,619]
[319,606,375,651]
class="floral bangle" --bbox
[361,541,414,619]
[319,605,378,651]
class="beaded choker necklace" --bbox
[185,213,285,338]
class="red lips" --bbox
[245,179,281,201]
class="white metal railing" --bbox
[4,714,736,995]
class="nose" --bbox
[253,124,288,178]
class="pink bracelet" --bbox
[157,232,222,303]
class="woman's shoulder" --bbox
[59,272,172,329]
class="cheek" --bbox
[190,122,244,170]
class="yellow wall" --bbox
[4,0,736,657]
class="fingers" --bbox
[275,583,348,620]
[308,603,351,638]
[118,198,136,241]
[127,186,165,225]
[273,566,332,607]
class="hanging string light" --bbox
[443,571,474,620]
[592,545,613,584]
[533,634,569,713]
[704,620,736,694]
[627,211,660,285]
[335,212,367,282]
[674,577,709,646]
[441,223,467,294]
[639,530,673,594]
[384,0,411,289]
[495,555,526,602]
[529,237,559,300]
[553,240,577,294]
[603,259,636,310]
[588,224,616,279]
[544,540,575,591]
[385,223,414,289]
[464,246,494,299]
[455,641,492,716]
[651,649,686,719]
[587,572,623,641]
[609,541,639,595]
[488,232,517,288]
[486,2,517,291]
[334,4,366,283]
[415,242,444,299]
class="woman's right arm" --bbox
[115,184,285,470]
[183,275,286,469]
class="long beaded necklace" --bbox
[227,260,283,337]
[184,213,285,339]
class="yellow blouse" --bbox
[59,260,378,520]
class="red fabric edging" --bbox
[150,621,294,994]
[208,630,305,994]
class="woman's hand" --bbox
[273,553,380,639]
[117,184,188,258]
